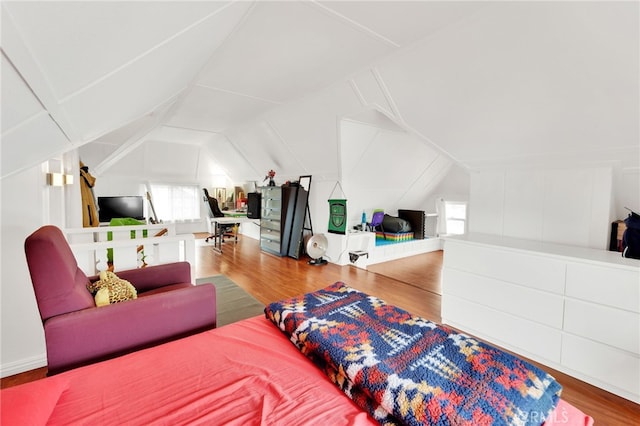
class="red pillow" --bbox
[1,376,69,425]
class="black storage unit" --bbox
[259,185,308,257]
[247,192,261,219]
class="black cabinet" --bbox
[246,192,261,219]
[260,185,308,257]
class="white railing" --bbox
[64,224,195,281]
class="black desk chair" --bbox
[203,189,237,244]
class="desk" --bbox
[209,216,253,253]
[222,210,248,218]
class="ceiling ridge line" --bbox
[370,67,404,125]
[162,124,225,135]
[384,113,466,171]
[195,84,282,105]
[340,114,402,131]
[412,129,466,171]
[305,0,400,48]
[57,2,240,104]
[347,76,395,121]
[348,78,368,107]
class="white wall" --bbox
[0,159,79,376]
[614,167,640,220]
[469,167,614,249]
[339,114,455,229]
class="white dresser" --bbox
[442,233,640,403]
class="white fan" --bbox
[305,234,328,266]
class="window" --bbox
[148,184,201,222]
[444,201,467,235]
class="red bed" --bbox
[2,316,592,425]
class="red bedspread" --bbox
[2,316,592,425]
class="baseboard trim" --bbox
[1,353,46,378]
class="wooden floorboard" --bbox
[3,234,639,425]
[367,251,443,295]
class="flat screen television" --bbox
[98,196,144,223]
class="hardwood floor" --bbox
[367,251,443,295]
[195,234,442,324]
[3,235,639,425]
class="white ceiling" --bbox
[0,1,487,179]
[1,1,637,185]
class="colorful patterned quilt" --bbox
[265,282,562,426]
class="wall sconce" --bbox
[47,173,74,186]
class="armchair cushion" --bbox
[44,283,216,374]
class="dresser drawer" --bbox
[564,299,639,354]
[566,263,640,312]
[562,334,640,401]
[444,240,566,294]
[442,268,564,328]
[442,295,562,364]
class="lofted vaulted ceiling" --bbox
[1,1,637,190]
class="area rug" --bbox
[196,275,265,327]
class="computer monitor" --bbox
[98,196,144,223]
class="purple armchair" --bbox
[24,225,217,374]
